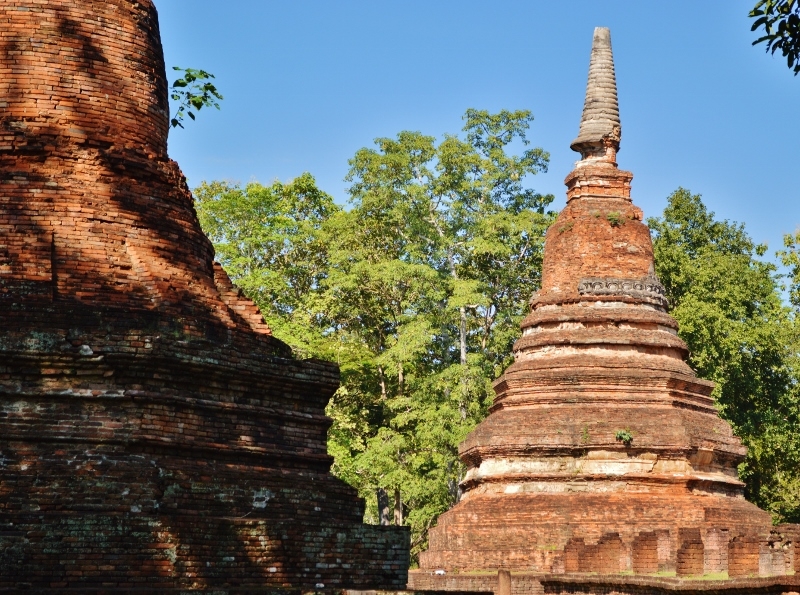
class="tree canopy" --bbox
[649,188,800,522]
[195,109,555,560]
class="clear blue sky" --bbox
[157,1,799,255]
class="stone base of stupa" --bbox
[0,304,409,591]
[418,492,789,574]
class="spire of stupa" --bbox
[570,27,621,161]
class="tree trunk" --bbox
[447,459,464,505]
[394,487,403,526]
[377,365,387,400]
[377,488,391,526]
[459,306,468,420]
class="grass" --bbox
[646,571,731,581]
[696,572,729,580]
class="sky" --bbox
[156,1,799,256]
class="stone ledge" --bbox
[409,569,800,594]
[541,573,800,593]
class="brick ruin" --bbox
[0,0,408,591]
[410,28,800,591]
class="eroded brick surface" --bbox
[0,0,408,591]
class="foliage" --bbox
[327,108,554,559]
[750,0,800,75]
[649,188,800,523]
[194,109,554,562]
[194,173,340,356]
[778,231,800,308]
[606,211,623,227]
[615,429,633,446]
[169,67,224,129]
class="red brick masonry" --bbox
[0,1,408,591]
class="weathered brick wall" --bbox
[675,529,704,577]
[540,575,800,595]
[419,490,777,573]
[631,532,659,574]
[728,535,760,578]
[0,0,258,336]
[0,0,409,590]
[409,572,800,595]
[407,572,498,593]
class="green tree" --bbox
[325,109,554,558]
[750,0,800,75]
[191,110,554,560]
[649,188,800,522]
[194,172,339,355]
[778,231,800,308]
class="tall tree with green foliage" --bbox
[649,188,800,523]
[194,172,340,356]
[326,108,555,557]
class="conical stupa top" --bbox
[570,27,621,158]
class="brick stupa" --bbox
[0,1,407,591]
[410,27,799,588]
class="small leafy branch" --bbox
[170,67,224,129]
[750,0,800,75]
[607,211,623,227]
[615,429,634,446]
[558,221,574,234]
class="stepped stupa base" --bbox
[0,313,409,591]
[419,492,783,574]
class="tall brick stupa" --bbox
[0,1,407,591]
[410,27,799,588]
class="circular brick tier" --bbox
[0,0,246,332]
